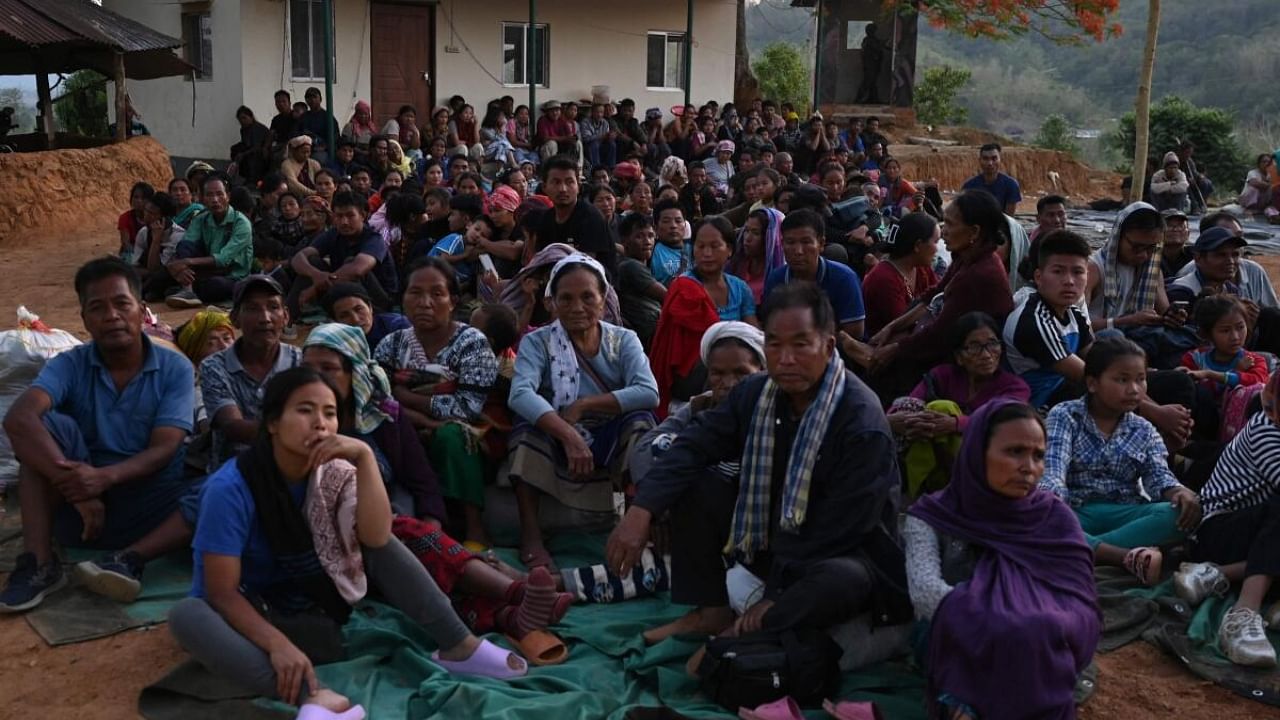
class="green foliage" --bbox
[1108,96,1248,196]
[54,70,108,137]
[1034,114,1079,155]
[752,42,811,114]
[914,65,970,126]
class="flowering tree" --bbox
[904,0,1123,43]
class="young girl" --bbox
[168,368,525,719]
[118,181,156,261]
[1041,337,1202,584]
[1181,295,1270,438]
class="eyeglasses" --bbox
[1125,238,1160,255]
[961,340,1003,356]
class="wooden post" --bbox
[113,51,127,142]
[34,65,55,148]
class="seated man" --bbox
[322,282,410,350]
[0,258,194,611]
[536,101,581,162]
[961,144,1022,215]
[607,282,910,643]
[164,175,254,308]
[763,208,866,340]
[200,275,301,471]
[1149,152,1190,212]
[1029,194,1067,243]
[288,190,398,320]
[1160,208,1193,279]
[1176,212,1280,310]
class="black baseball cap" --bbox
[1192,226,1247,254]
[232,274,284,311]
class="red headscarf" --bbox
[648,276,719,419]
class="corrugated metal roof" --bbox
[0,0,180,52]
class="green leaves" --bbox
[914,65,971,127]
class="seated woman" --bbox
[501,243,622,332]
[117,181,155,262]
[686,216,757,325]
[877,157,920,218]
[1180,367,1280,668]
[169,177,205,229]
[168,368,525,720]
[373,258,499,546]
[508,254,659,571]
[135,192,186,295]
[906,400,1099,720]
[301,325,572,653]
[1041,338,1202,584]
[861,212,940,338]
[281,136,323,197]
[1239,153,1274,215]
[847,190,1014,402]
[727,208,785,306]
[889,312,1030,500]
[629,321,764,640]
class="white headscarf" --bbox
[545,254,612,411]
[699,321,766,367]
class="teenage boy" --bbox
[1,259,194,611]
[289,190,397,319]
[1004,229,1094,408]
[616,213,667,349]
[535,155,616,273]
[650,199,690,286]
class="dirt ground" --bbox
[4,223,1280,719]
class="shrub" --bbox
[752,42,811,114]
[914,65,971,127]
[1107,96,1248,196]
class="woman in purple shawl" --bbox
[904,399,1100,719]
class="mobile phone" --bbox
[479,253,496,275]
[1173,300,1190,311]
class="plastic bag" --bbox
[0,307,81,486]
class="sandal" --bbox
[296,705,366,720]
[432,639,528,680]
[739,696,803,720]
[823,699,883,720]
[1123,546,1164,586]
[506,629,569,666]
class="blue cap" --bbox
[1192,226,1247,254]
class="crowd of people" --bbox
[7,87,1280,720]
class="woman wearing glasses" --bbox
[888,312,1030,500]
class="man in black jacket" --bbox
[607,282,909,643]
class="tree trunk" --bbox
[1130,0,1160,204]
[733,0,759,108]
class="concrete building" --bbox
[103,0,736,161]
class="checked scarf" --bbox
[726,352,847,562]
[1102,202,1163,317]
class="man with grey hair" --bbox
[773,151,801,186]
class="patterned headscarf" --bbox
[304,323,393,434]
[175,309,234,363]
[304,194,332,220]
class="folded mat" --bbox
[142,533,926,720]
[25,549,193,646]
[1097,565,1280,706]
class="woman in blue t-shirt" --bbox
[685,216,758,325]
[168,367,526,719]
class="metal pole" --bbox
[812,0,823,113]
[684,0,693,106]
[322,0,336,158]
[528,0,537,111]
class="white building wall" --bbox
[104,0,245,160]
[434,0,735,113]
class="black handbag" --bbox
[695,628,841,711]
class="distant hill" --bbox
[745,0,1279,156]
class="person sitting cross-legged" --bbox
[0,258,196,612]
[606,282,911,652]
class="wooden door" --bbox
[370,2,434,129]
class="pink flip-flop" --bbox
[739,696,803,720]
[295,704,366,720]
[432,638,529,680]
[823,698,884,720]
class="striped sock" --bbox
[512,567,569,638]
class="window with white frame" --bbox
[501,22,549,87]
[646,31,686,90]
[290,0,335,81]
[181,8,212,80]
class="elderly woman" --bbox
[341,100,379,154]
[281,135,323,197]
[374,258,500,546]
[508,255,659,571]
[503,243,622,331]
[906,400,1099,719]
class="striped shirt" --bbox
[1003,291,1093,407]
[1200,412,1280,523]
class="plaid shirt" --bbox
[1040,399,1180,508]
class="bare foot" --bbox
[643,606,734,645]
[304,688,351,712]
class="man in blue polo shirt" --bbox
[962,143,1023,215]
[763,208,866,340]
[0,258,195,612]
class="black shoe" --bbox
[75,550,144,603]
[0,552,67,613]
